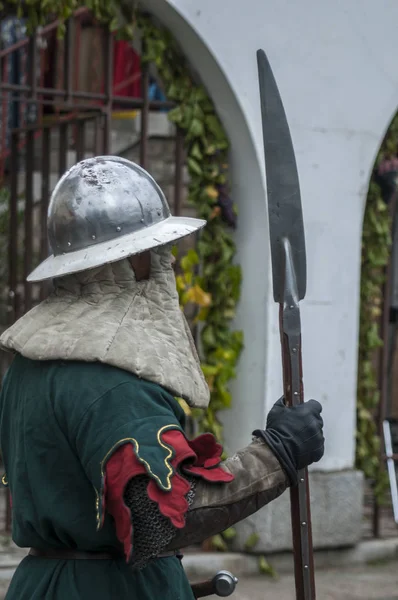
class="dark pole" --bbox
[373,188,398,537]
[279,240,315,599]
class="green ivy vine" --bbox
[356,114,398,502]
[0,0,138,38]
[1,6,243,443]
[138,15,243,439]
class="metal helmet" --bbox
[27,156,206,282]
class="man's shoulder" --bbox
[66,360,174,404]
[15,355,160,393]
[54,359,141,391]
[12,355,175,407]
[6,355,183,424]
[10,353,123,381]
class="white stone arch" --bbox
[358,106,398,417]
[142,0,398,551]
[142,0,271,456]
[142,0,398,462]
[360,105,398,224]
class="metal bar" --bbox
[23,130,34,312]
[4,146,20,558]
[24,30,38,131]
[0,94,107,114]
[94,114,100,155]
[9,112,99,133]
[0,128,41,165]
[28,33,38,98]
[75,120,85,162]
[0,84,174,109]
[113,71,141,93]
[0,38,29,58]
[382,420,398,523]
[36,35,45,128]
[382,453,398,461]
[73,15,82,97]
[373,190,398,538]
[386,319,398,418]
[8,132,19,320]
[14,291,22,324]
[173,128,184,216]
[4,134,19,532]
[0,7,89,58]
[139,55,150,169]
[40,129,50,263]
[39,128,51,301]
[63,20,73,104]
[0,57,8,179]
[102,28,114,153]
[70,13,80,158]
[59,122,68,178]
[0,114,98,166]
[38,33,46,90]
[20,32,38,312]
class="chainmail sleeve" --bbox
[123,474,196,570]
[103,426,233,567]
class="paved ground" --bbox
[0,563,396,599]
[204,563,398,600]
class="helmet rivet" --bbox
[67,242,71,247]
[92,235,96,240]
[116,226,121,232]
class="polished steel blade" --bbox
[257,49,306,302]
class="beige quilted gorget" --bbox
[0,247,210,408]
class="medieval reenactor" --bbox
[0,156,324,599]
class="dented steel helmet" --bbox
[27,156,206,282]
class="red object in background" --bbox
[113,40,141,100]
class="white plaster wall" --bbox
[144,0,398,471]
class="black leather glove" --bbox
[253,397,324,485]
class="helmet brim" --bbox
[27,216,206,282]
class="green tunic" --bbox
[0,354,195,600]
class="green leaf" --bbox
[187,157,203,176]
[201,364,220,377]
[180,248,199,272]
[168,106,184,124]
[210,534,228,552]
[202,326,216,348]
[222,527,237,541]
[181,105,194,129]
[244,532,260,550]
[190,143,203,161]
[183,284,212,308]
[215,384,232,408]
[258,556,278,578]
[205,114,227,142]
[188,118,204,138]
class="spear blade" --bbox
[257,49,306,303]
[257,48,315,600]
